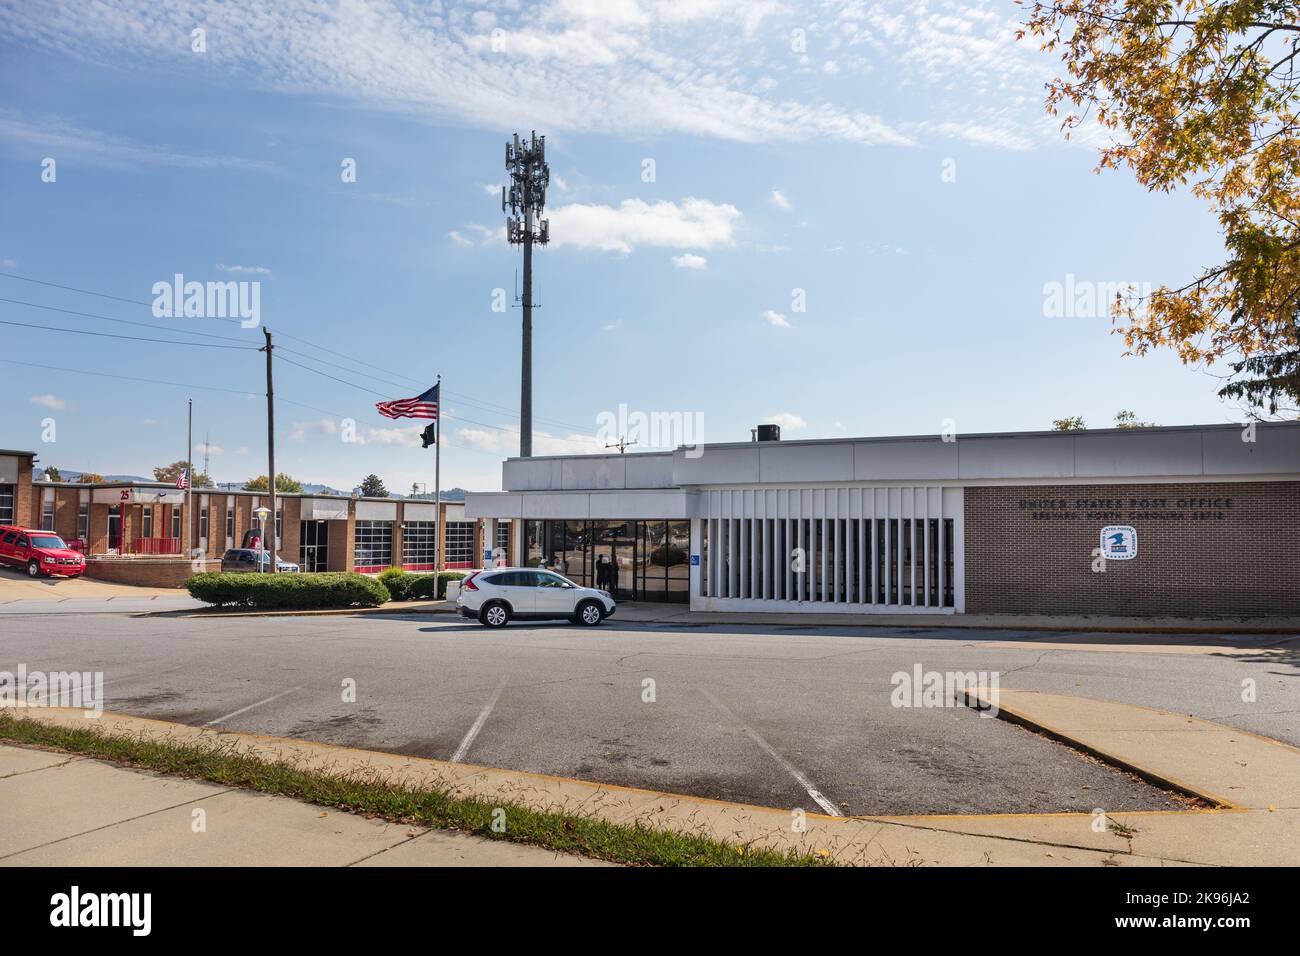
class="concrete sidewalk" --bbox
[0,744,606,867]
[8,693,1298,866]
[0,572,203,615]
[171,597,1300,636]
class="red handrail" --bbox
[132,537,181,555]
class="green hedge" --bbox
[407,570,466,600]
[377,567,413,600]
[187,572,390,609]
[373,568,469,600]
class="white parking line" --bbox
[203,686,303,727]
[450,675,509,763]
[699,688,843,817]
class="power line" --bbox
[0,317,257,349]
[276,350,598,447]
[0,295,254,344]
[0,268,596,433]
[1,356,506,461]
[0,358,259,396]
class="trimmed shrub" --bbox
[377,567,412,601]
[406,570,466,600]
[187,572,390,609]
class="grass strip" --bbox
[0,712,834,868]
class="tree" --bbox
[358,474,388,498]
[1217,309,1300,414]
[243,473,304,493]
[43,466,63,482]
[155,460,211,487]
[1053,415,1088,430]
[1020,1,1300,405]
[1114,409,1157,428]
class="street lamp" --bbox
[253,506,271,573]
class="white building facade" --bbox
[465,423,1300,617]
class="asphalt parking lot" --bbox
[8,611,1297,816]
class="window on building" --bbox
[226,505,234,540]
[445,521,476,568]
[171,508,182,540]
[199,506,208,538]
[402,521,436,571]
[354,520,393,572]
[78,502,89,541]
[0,484,13,525]
[142,506,153,539]
[42,496,54,531]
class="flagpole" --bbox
[434,374,442,574]
[185,399,192,563]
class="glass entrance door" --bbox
[107,506,121,553]
[299,520,329,572]
[592,521,637,600]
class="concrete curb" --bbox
[955,688,1229,809]
[5,697,1298,866]
[140,601,1300,635]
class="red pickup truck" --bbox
[0,526,87,578]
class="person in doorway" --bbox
[596,554,612,591]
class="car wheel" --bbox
[27,560,42,578]
[575,600,604,627]
[480,602,511,628]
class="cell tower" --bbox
[503,131,550,458]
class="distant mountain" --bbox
[35,470,476,499]
[35,469,152,483]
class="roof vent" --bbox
[752,424,781,442]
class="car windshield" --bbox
[30,535,68,550]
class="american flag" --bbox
[176,468,189,490]
[376,382,440,420]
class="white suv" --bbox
[456,567,616,628]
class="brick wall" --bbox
[15,458,34,528]
[965,482,1300,616]
[84,557,221,588]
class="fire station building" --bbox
[0,449,494,587]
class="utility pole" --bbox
[504,131,550,458]
[261,328,277,573]
[185,398,192,563]
[434,374,441,572]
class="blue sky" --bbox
[0,0,1239,493]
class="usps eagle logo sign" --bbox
[1100,526,1137,561]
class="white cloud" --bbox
[197,442,224,456]
[29,394,65,410]
[762,309,791,328]
[289,418,337,443]
[448,230,474,247]
[216,263,272,276]
[671,253,708,269]
[0,110,271,171]
[0,2,920,149]
[1,258,15,268]
[363,425,424,448]
[549,198,740,254]
[766,413,807,431]
[769,189,792,211]
[601,318,624,331]
[454,425,601,456]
